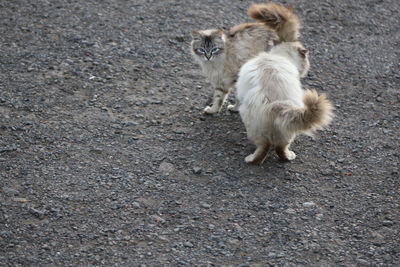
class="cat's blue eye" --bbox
[211,48,220,54]
[196,48,206,54]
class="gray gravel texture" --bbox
[0,0,399,266]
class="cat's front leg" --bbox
[225,76,239,113]
[245,143,271,165]
[204,87,229,114]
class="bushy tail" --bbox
[274,90,334,134]
[248,2,300,42]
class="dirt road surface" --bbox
[1,0,399,266]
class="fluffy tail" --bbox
[274,90,334,134]
[248,2,300,42]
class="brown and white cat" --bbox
[236,41,333,164]
[191,2,300,114]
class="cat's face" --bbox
[191,29,225,62]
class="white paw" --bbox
[245,154,256,163]
[203,106,218,114]
[286,151,296,161]
[227,104,239,113]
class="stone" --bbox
[183,241,194,248]
[193,167,202,174]
[12,197,28,203]
[201,203,211,209]
[159,162,174,175]
[132,202,141,209]
[150,215,165,224]
[382,220,394,226]
[2,187,19,196]
[29,208,47,219]
[285,208,296,214]
[356,258,370,266]
[303,201,316,208]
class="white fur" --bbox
[236,42,311,163]
[194,55,225,89]
[236,45,305,144]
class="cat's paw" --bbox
[203,106,218,114]
[286,151,296,161]
[245,154,263,165]
[227,104,239,113]
[245,154,256,164]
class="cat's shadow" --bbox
[189,110,294,171]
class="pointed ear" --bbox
[298,48,308,57]
[287,4,294,12]
[191,30,200,39]
[213,29,226,40]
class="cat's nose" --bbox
[205,53,212,60]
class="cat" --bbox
[235,41,333,164]
[191,2,301,114]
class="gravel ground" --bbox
[0,0,399,266]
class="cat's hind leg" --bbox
[227,100,239,113]
[245,143,271,165]
[275,143,296,161]
[204,87,229,114]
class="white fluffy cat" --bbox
[236,41,333,164]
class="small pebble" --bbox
[150,215,165,223]
[383,255,392,261]
[132,202,141,209]
[12,197,28,203]
[285,208,296,214]
[356,258,370,266]
[303,201,316,208]
[193,167,202,174]
[201,203,211,209]
[2,187,19,196]
[382,220,394,226]
[183,241,194,248]
[159,162,174,175]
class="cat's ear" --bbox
[287,4,294,12]
[298,48,308,57]
[191,30,201,39]
[215,29,226,36]
[217,29,224,34]
[212,29,225,40]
